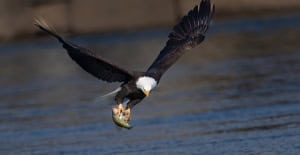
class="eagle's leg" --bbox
[124,108,131,122]
[113,88,130,121]
[117,103,124,117]
[123,99,142,122]
[112,103,123,118]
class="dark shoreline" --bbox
[0,0,300,42]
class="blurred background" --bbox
[0,0,300,41]
[1,0,300,154]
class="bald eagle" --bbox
[35,0,215,129]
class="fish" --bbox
[112,112,132,129]
[112,105,132,129]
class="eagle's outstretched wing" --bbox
[145,0,215,82]
[35,19,134,83]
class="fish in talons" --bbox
[112,103,132,129]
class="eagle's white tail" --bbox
[93,87,122,104]
[101,87,121,98]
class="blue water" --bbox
[0,16,300,154]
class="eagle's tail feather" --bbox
[93,87,121,104]
[101,87,122,98]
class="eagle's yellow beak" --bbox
[144,90,150,97]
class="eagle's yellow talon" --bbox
[112,104,132,129]
[124,108,131,122]
[117,103,124,114]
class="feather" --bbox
[101,87,122,98]
[146,0,215,82]
[35,18,134,83]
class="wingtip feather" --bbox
[167,0,215,48]
[34,17,55,33]
[34,17,66,44]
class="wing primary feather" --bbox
[34,18,134,83]
[146,0,215,82]
[34,18,66,45]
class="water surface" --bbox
[0,16,300,154]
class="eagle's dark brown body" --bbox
[116,79,146,109]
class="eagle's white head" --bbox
[136,76,157,97]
